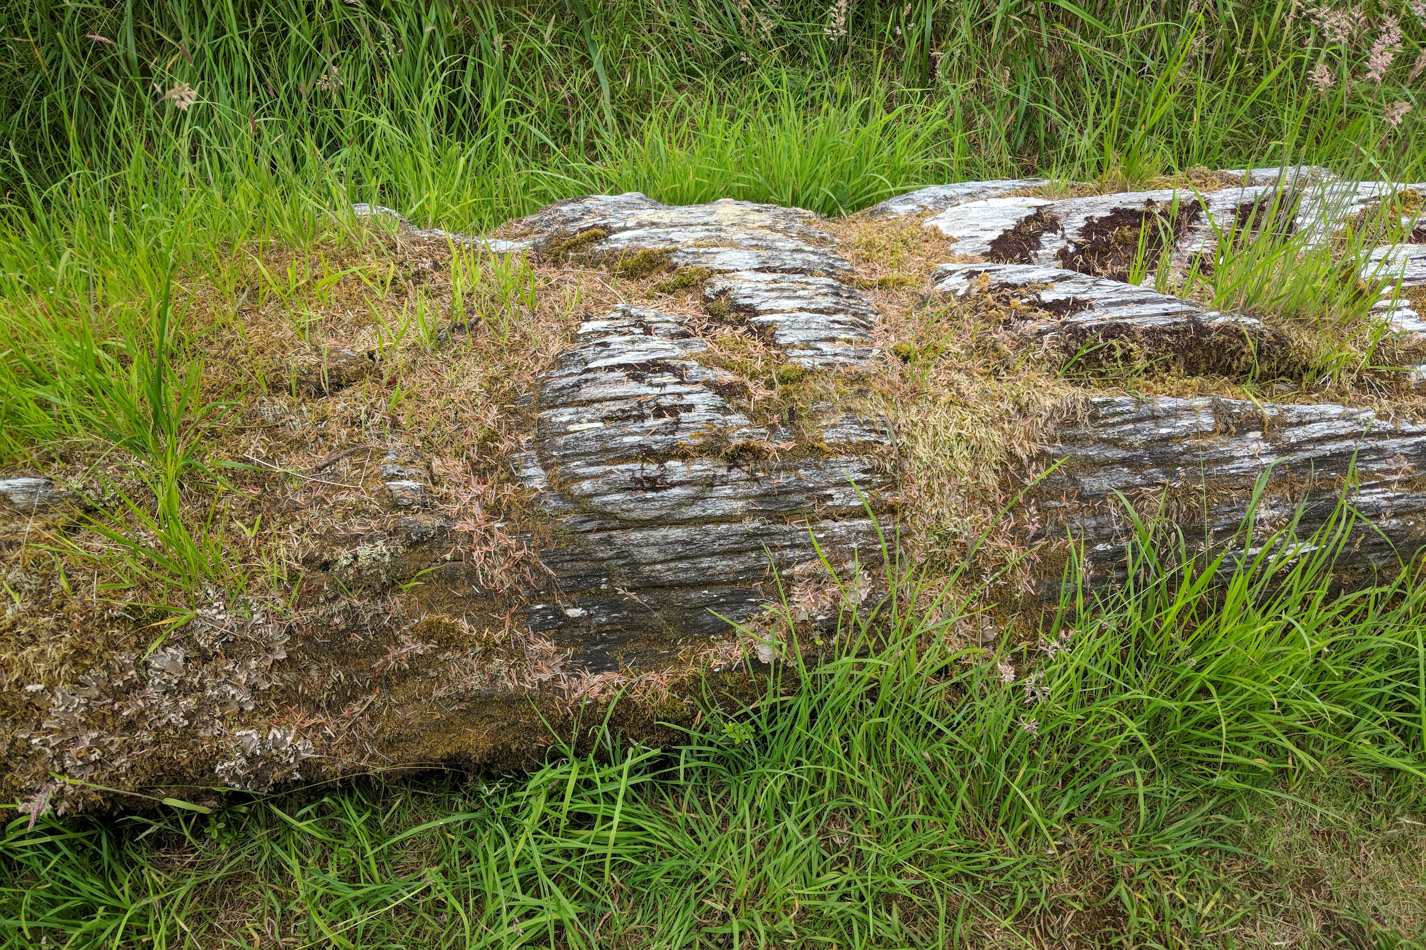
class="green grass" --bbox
[3,507,1425,947]
[2,0,1424,479]
[4,2,1426,945]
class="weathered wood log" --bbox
[1036,396,1426,590]
[933,262,1293,377]
[5,179,1426,815]
[1368,243,1426,335]
[869,167,1422,282]
[0,476,68,512]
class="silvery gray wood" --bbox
[1037,396,1426,587]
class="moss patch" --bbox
[835,214,965,287]
[1404,285,1426,319]
[774,362,808,385]
[702,295,735,322]
[546,227,608,260]
[988,207,1060,264]
[655,266,714,293]
[611,248,674,279]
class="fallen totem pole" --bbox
[4,167,1425,813]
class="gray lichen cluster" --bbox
[16,590,295,815]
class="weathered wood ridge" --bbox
[4,169,1425,813]
[503,196,891,669]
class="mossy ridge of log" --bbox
[862,179,1049,219]
[351,202,531,255]
[934,262,1297,377]
[516,193,853,276]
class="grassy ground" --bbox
[2,1,1426,946]
[4,526,1426,947]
